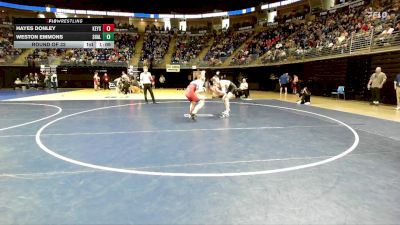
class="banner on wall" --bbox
[318,0,364,16]
[166,64,180,72]
[238,26,253,31]
[349,0,364,8]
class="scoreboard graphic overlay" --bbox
[14,18,115,49]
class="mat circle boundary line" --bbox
[0,102,63,131]
[35,101,359,177]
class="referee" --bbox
[140,66,156,103]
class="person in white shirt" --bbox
[14,78,22,90]
[159,74,166,88]
[140,66,156,103]
[51,73,58,90]
[235,78,249,98]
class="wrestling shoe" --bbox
[219,112,230,118]
[190,113,197,121]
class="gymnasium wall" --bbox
[1,51,399,104]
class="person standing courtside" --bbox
[93,72,100,91]
[367,67,387,105]
[394,71,400,110]
[292,74,299,94]
[102,73,110,90]
[279,72,290,95]
[140,66,156,103]
[51,72,58,90]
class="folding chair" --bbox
[331,86,345,100]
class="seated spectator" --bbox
[14,78,23,89]
[61,33,138,65]
[0,27,22,63]
[130,79,141,94]
[22,74,29,83]
[235,78,250,98]
[141,32,171,65]
[172,33,210,64]
[297,86,311,105]
[204,28,253,65]
[121,72,131,95]
[34,73,39,84]
[377,23,395,45]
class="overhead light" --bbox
[87,15,90,18]
[141,18,143,21]
[55,13,67,18]
[155,19,157,22]
[74,15,77,17]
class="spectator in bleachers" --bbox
[61,33,139,65]
[254,3,395,65]
[172,33,210,64]
[1,1,398,70]
[141,32,171,66]
[205,28,253,66]
[0,27,22,63]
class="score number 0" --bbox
[102,24,115,32]
[102,24,115,41]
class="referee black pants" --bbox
[143,84,156,103]
[371,87,380,102]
